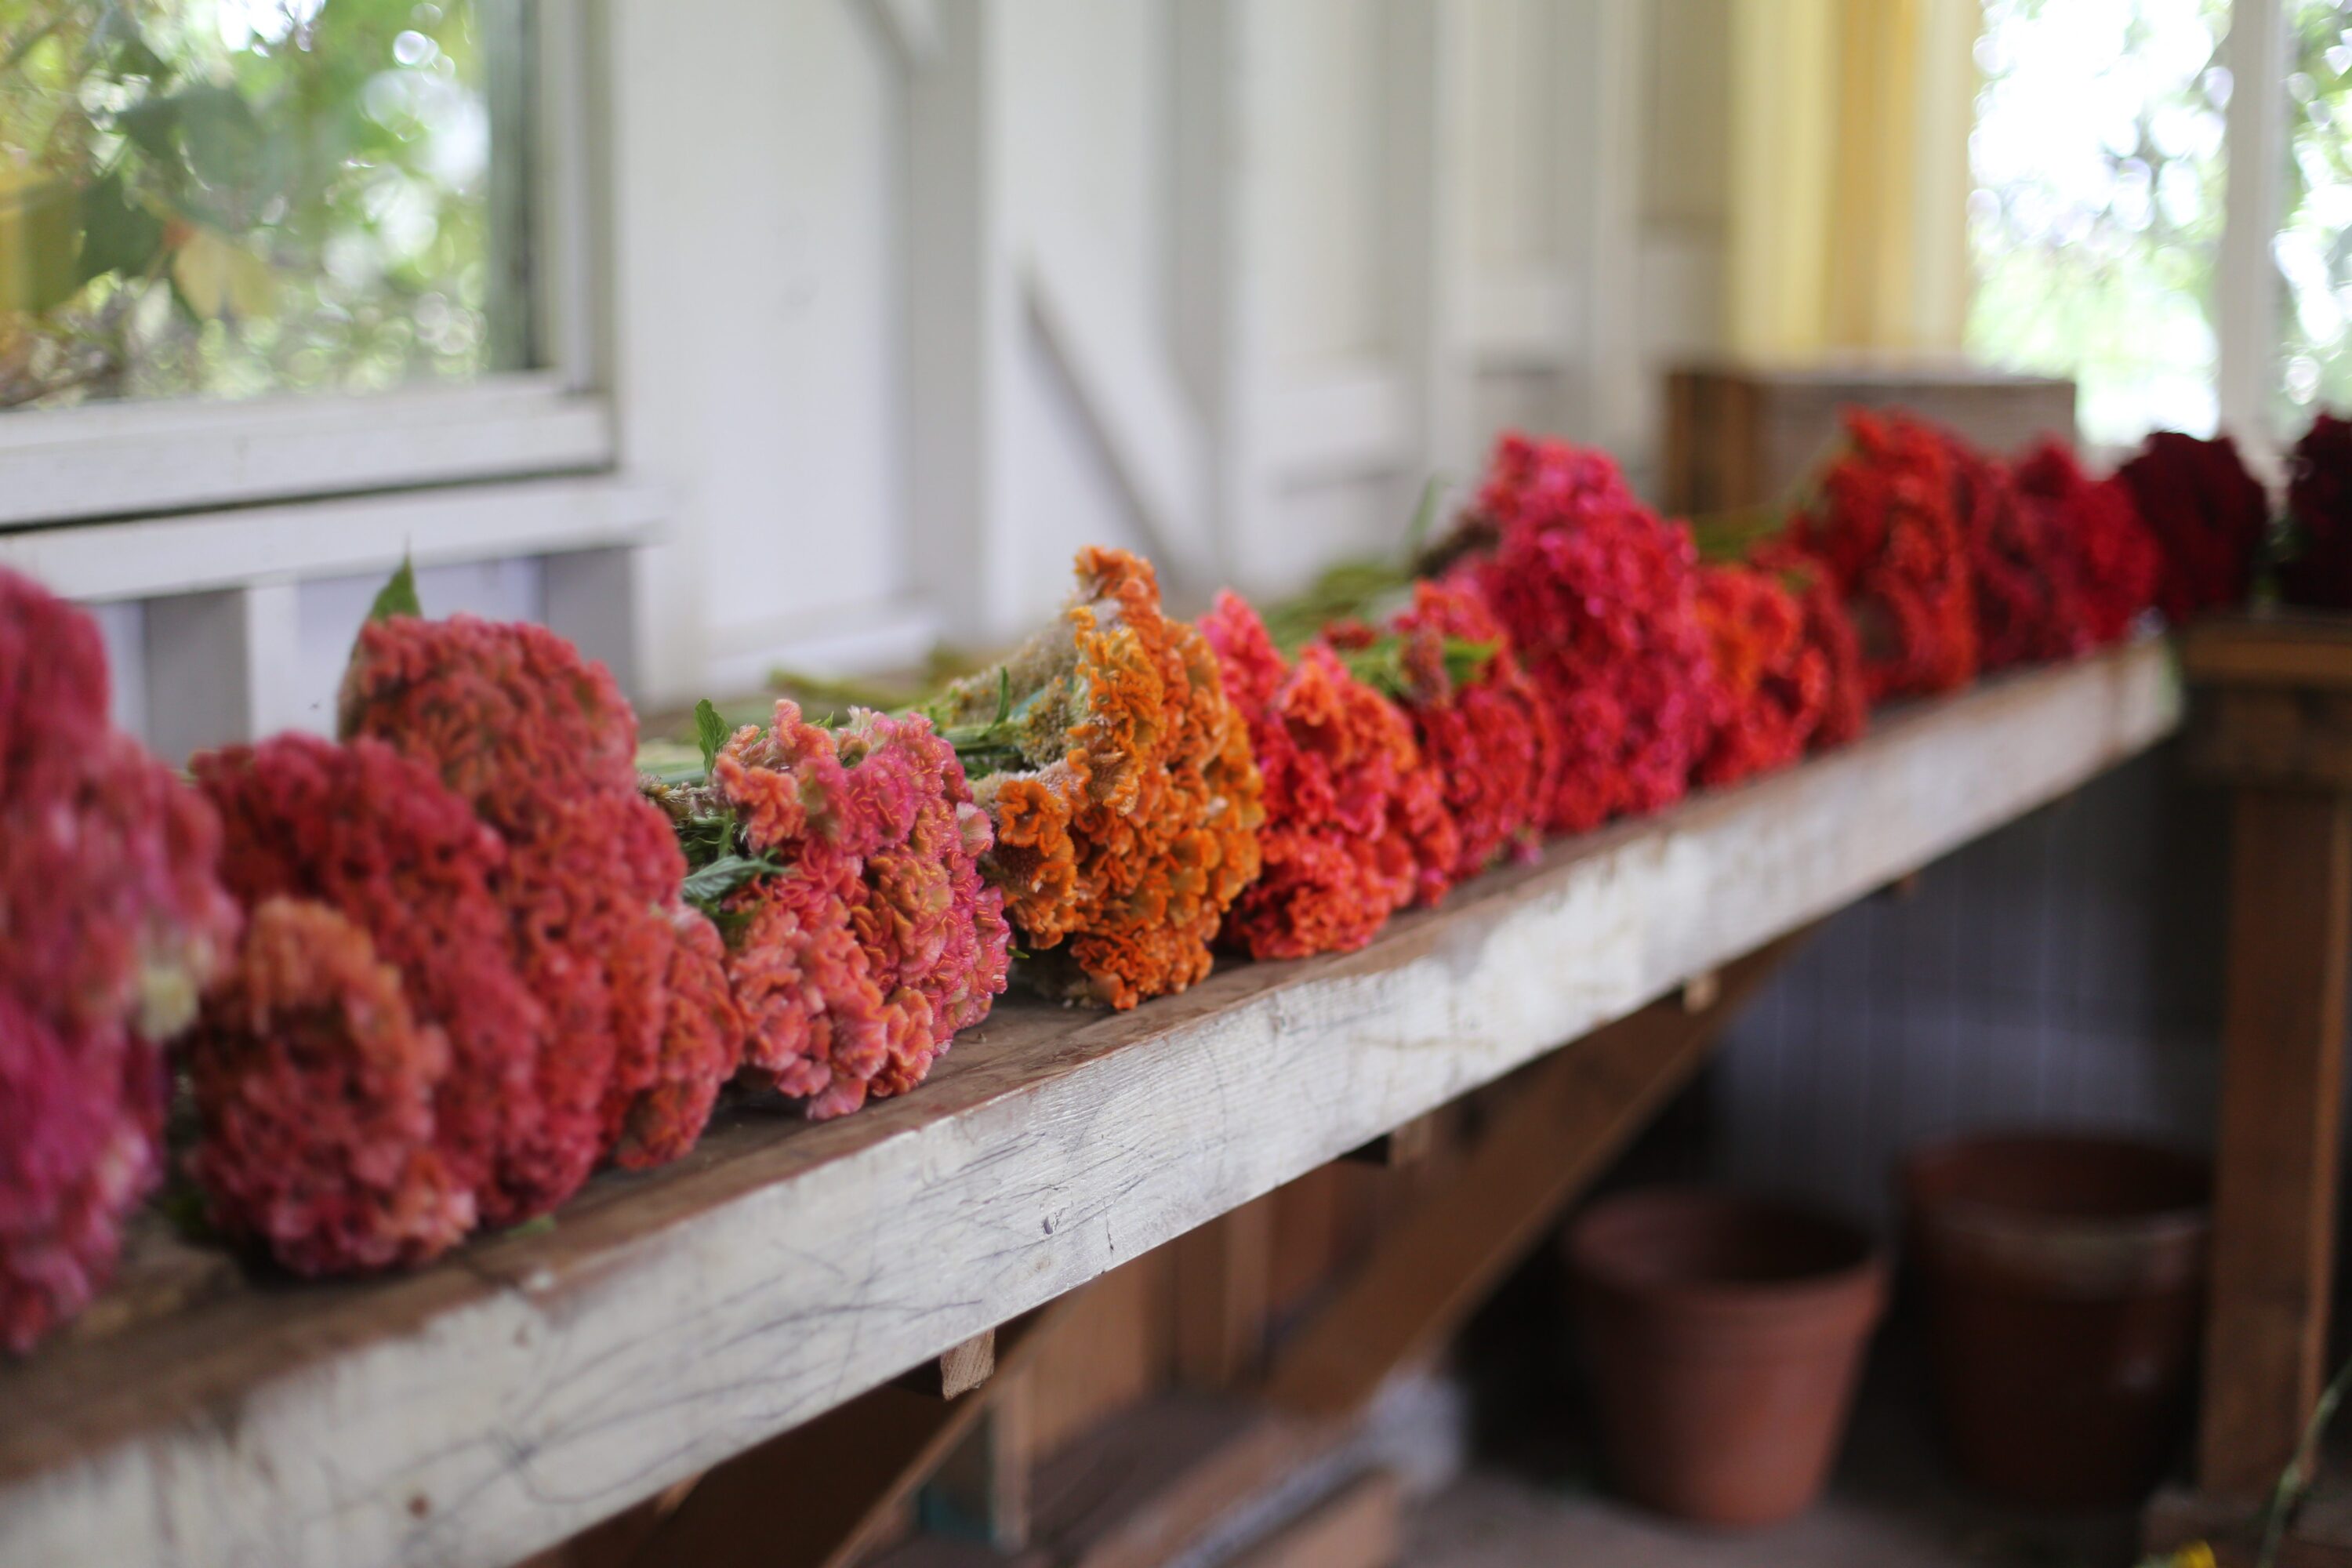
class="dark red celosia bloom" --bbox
[0,568,236,1352]
[341,615,726,1219]
[185,898,472,1276]
[1691,563,1827,787]
[1200,593,1457,960]
[1458,432,1716,833]
[2008,439,2161,652]
[2116,431,2269,622]
[2283,413,2352,611]
[1946,440,2050,672]
[1747,542,1867,750]
[1791,409,1978,701]
[191,734,542,1218]
[709,701,1010,1119]
[612,907,744,1171]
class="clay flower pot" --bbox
[1565,1187,1889,1526]
[1902,1132,2209,1508]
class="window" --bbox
[0,0,605,529]
[1969,0,2352,449]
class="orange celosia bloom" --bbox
[931,548,1265,1008]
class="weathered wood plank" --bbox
[0,640,2180,1568]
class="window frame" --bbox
[0,0,612,532]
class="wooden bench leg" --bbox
[2200,789,2352,1499]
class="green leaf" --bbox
[76,172,164,286]
[681,852,782,914]
[365,556,421,623]
[994,666,1011,724]
[1405,472,1449,551]
[695,699,728,775]
[172,85,268,192]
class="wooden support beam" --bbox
[2198,788,2352,1498]
[1341,1112,1439,1170]
[1230,1472,1400,1568]
[1174,1200,1275,1390]
[1264,931,1812,1421]
[919,1369,1034,1552]
[614,1301,1075,1568]
[897,1330,998,1399]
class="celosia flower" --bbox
[0,1001,160,1356]
[2283,412,2352,611]
[1791,410,1977,701]
[184,898,473,1276]
[2008,438,2161,652]
[1747,541,1867,750]
[191,733,542,1207]
[670,699,1008,1117]
[0,568,236,1352]
[931,549,1265,1009]
[1947,440,2051,672]
[1450,433,1716,833]
[342,615,728,1218]
[1199,593,1455,960]
[2116,431,2269,622]
[1691,562,1826,787]
[611,906,744,1169]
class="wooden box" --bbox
[1661,360,2078,516]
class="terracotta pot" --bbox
[1565,1187,1888,1527]
[1903,1132,2210,1508]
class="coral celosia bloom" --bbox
[1791,410,1978,701]
[1453,433,1716,833]
[1692,562,1828,787]
[342,615,732,1218]
[192,733,542,1217]
[1747,541,1867,752]
[673,699,1009,1118]
[612,906,744,1168]
[932,548,1265,1009]
[2282,413,2352,611]
[1200,593,1456,960]
[2116,431,2270,622]
[185,898,474,1276]
[0,568,236,1352]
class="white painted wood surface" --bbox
[0,639,2180,1568]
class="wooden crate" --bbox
[1661,360,2078,516]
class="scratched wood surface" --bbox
[0,638,2180,1568]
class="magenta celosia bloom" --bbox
[186,898,474,1276]
[682,699,1010,1119]
[0,568,235,1352]
[1200,592,1457,959]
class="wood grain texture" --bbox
[0,641,2180,1568]
[896,1331,998,1399]
[2198,788,2352,1497]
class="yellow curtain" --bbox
[1726,0,1983,360]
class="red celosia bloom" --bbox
[185,898,474,1276]
[1946,440,2052,672]
[932,549,1265,1009]
[2116,431,2270,622]
[1791,410,1978,701]
[685,700,1010,1118]
[342,615,727,1218]
[1691,562,1826,787]
[1747,541,1867,750]
[610,907,742,1170]
[0,568,236,1352]
[2283,412,2352,611]
[1199,593,1456,960]
[192,734,542,1212]
[2008,438,2161,652]
[1455,433,1716,833]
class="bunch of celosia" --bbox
[1747,540,1868,752]
[1328,581,1559,884]
[2116,432,2270,622]
[1690,561,1830,787]
[1791,409,1978,701]
[2005,439,2161,653]
[2283,412,2352,611]
[1198,593,1455,959]
[1453,433,1716,833]
[663,699,1009,1119]
[339,615,739,1221]
[931,547,1265,1009]
[0,569,238,1351]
